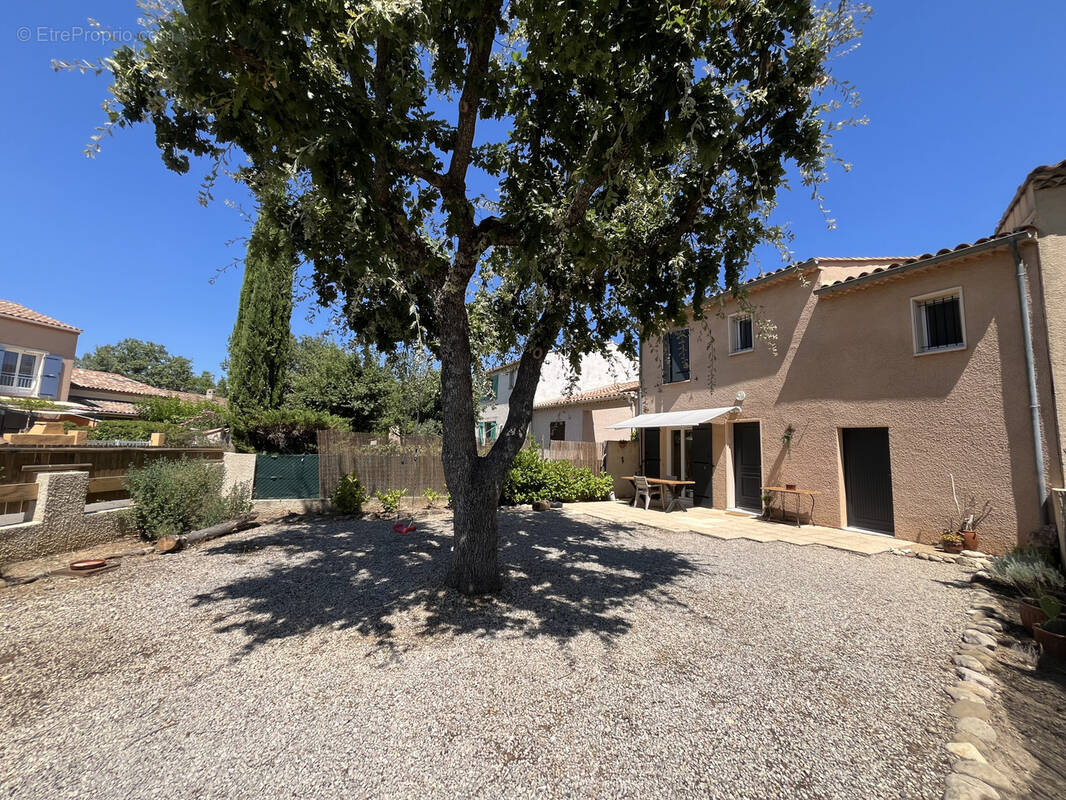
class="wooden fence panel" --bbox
[317,431,447,498]
[0,446,224,517]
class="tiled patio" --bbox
[563,500,935,556]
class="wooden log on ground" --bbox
[154,514,259,554]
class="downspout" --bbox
[1010,236,1048,518]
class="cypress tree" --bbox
[227,191,296,414]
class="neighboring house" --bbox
[68,368,222,419]
[531,381,638,445]
[0,300,80,403]
[477,344,637,445]
[621,158,1066,554]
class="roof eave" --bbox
[814,230,1036,297]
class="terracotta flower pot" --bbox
[1020,598,1049,632]
[962,530,978,551]
[1033,622,1066,660]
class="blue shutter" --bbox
[39,354,63,399]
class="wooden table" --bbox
[623,477,696,513]
[762,486,822,527]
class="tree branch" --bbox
[444,0,500,199]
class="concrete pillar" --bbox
[31,470,90,525]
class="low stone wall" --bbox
[0,471,129,564]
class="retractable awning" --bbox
[607,406,740,429]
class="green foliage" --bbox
[73,418,201,446]
[228,187,295,414]
[377,488,408,515]
[423,488,443,505]
[97,1,865,363]
[77,338,217,393]
[230,407,348,454]
[331,472,368,514]
[281,336,441,434]
[125,458,250,540]
[1039,594,1062,622]
[988,549,1065,597]
[2,397,63,412]
[501,446,613,505]
[136,394,224,424]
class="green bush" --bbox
[988,548,1065,596]
[377,488,407,514]
[136,395,224,424]
[332,472,368,514]
[125,457,251,540]
[423,488,443,505]
[500,446,613,505]
[230,407,348,454]
[69,418,202,446]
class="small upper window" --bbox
[549,420,566,441]
[507,369,516,390]
[729,314,754,355]
[913,289,965,354]
[662,329,690,383]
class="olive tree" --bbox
[78,0,865,593]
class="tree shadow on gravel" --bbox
[191,509,701,657]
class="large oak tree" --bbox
[87,0,865,593]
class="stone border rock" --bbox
[890,547,994,581]
[941,584,1017,800]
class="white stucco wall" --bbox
[478,344,637,439]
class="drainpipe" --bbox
[1010,236,1048,518]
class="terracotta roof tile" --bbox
[815,229,1034,295]
[68,397,141,417]
[70,368,225,406]
[997,158,1066,232]
[0,299,81,333]
[535,380,639,410]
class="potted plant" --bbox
[946,475,992,551]
[987,549,1066,631]
[1033,595,1066,660]
[941,530,965,554]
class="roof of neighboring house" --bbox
[67,397,141,417]
[997,158,1066,232]
[814,229,1035,296]
[70,368,225,406]
[0,299,82,334]
[534,380,639,410]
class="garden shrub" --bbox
[377,488,407,514]
[71,418,201,446]
[988,548,1065,596]
[332,472,368,514]
[136,395,224,424]
[500,446,613,505]
[230,407,348,454]
[125,457,251,540]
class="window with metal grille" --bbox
[730,314,753,354]
[662,329,690,383]
[913,290,964,353]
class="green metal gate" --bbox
[252,454,320,499]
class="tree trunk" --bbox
[446,477,502,594]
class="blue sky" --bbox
[2,1,1064,377]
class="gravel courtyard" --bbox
[0,509,974,799]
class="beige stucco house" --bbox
[0,300,81,403]
[622,159,1066,554]
[531,380,638,445]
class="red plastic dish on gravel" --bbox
[70,559,108,571]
